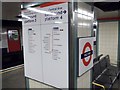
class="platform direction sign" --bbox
[79,37,93,76]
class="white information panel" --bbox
[79,37,93,76]
[40,2,68,88]
[23,25,43,82]
[41,23,68,88]
[22,2,69,88]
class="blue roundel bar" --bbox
[81,50,93,59]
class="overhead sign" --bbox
[22,10,41,26]
[79,37,93,76]
[40,2,68,24]
[22,2,68,26]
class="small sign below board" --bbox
[78,37,94,76]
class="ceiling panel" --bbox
[94,2,119,12]
[94,6,119,19]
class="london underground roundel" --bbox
[79,37,93,76]
[81,42,93,66]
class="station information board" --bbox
[22,2,69,88]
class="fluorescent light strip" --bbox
[27,8,56,16]
[78,23,90,26]
[78,14,92,20]
[76,8,94,18]
[21,14,31,19]
[54,21,62,24]
[27,4,37,7]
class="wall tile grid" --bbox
[99,21,118,64]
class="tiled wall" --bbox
[98,21,118,64]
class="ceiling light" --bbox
[27,4,37,7]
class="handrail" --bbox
[92,82,105,90]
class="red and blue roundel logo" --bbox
[81,42,93,66]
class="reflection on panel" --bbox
[76,2,94,88]
[76,2,94,38]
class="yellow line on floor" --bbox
[0,64,24,74]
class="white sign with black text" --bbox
[40,3,68,24]
[22,2,69,88]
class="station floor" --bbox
[2,66,26,89]
[1,65,120,89]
